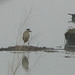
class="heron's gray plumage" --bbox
[23,29,31,44]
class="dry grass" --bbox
[16,8,33,45]
[7,7,34,75]
[7,5,41,75]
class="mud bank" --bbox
[0,45,53,51]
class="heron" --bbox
[68,13,75,23]
[22,29,32,45]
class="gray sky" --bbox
[0,0,74,48]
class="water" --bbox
[0,50,75,75]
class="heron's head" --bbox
[26,29,32,32]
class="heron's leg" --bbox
[28,39,30,46]
[23,42,25,46]
[28,41,29,46]
[23,42,26,55]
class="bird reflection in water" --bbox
[22,56,29,71]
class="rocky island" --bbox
[64,28,75,50]
[0,45,54,51]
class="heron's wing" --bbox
[23,31,30,42]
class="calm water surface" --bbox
[0,50,75,75]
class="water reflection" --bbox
[22,56,29,70]
[1,50,75,75]
[64,49,75,58]
[9,51,42,73]
[10,49,75,59]
[7,49,75,75]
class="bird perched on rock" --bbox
[68,13,75,23]
[23,29,32,45]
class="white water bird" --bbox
[23,29,32,45]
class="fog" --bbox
[0,0,75,48]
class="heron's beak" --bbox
[30,30,32,32]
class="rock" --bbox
[64,28,75,50]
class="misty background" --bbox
[0,0,74,48]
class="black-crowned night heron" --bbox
[68,13,75,23]
[23,29,32,45]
